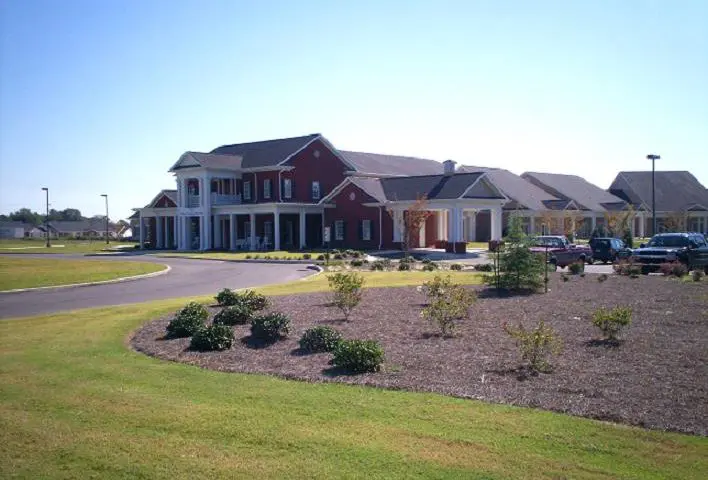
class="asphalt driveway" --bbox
[0,254,316,319]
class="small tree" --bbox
[328,272,365,321]
[662,212,686,233]
[388,195,432,254]
[420,275,476,336]
[484,216,545,292]
[592,306,632,341]
[502,320,563,373]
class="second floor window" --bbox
[243,181,252,201]
[335,220,344,241]
[312,181,321,200]
[263,179,271,199]
[362,219,371,241]
[283,178,292,199]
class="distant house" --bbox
[609,171,708,235]
[44,220,119,239]
[0,221,34,239]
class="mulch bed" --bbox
[131,274,708,436]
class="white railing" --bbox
[186,195,200,208]
[211,193,242,205]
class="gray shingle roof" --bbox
[609,171,708,212]
[522,172,627,212]
[340,151,443,176]
[349,177,387,203]
[379,173,493,201]
[187,152,243,170]
[458,166,559,211]
[210,134,319,168]
[47,220,113,233]
[0,221,34,230]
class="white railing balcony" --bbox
[186,195,200,208]
[211,193,242,205]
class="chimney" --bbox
[443,159,457,175]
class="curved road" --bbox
[0,254,316,319]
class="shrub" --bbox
[350,259,364,267]
[190,323,234,351]
[597,273,609,283]
[421,275,476,336]
[332,339,384,373]
[213,304,252,325]
[474,263,493,272]
[333,253,344,260]
[614,260,641,276]
[397,262,411,271]
[328,272,365,320]
[692,270,704,282]
[659,262,687,278]
[316,254,325,261]
[299,326,343,353]
[450,263,463,271]
[166,302,208,338]
[370,259,392,271]
[592,306,632,341]
[237,289,269,311]
[302,253,311,260]
[483,217,544,291]
[250,312,291,341]
[502,320,562,373]
[215,288,239,306]
[245,254,252,259]
[568,262,584,275]
[422,262,438,271]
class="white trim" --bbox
[318,178,353,204]
[459,173,508,201]
[276,134,358,171]
[145,190,177,209]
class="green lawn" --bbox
[1,274,706,478]
[0,257,166,291]
[0,238,136,254]
[466,242,489,250]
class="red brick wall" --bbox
[324,182,385,250]
[154,194,176,208]
[284,139,349,203]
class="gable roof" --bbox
[0,221,34,231]
[209,133,320,169]
[457,166,559,211]
[609,171,708,212]
[46,220,116,233]
[379,172,501,201]
[340,151,443,176]
[145,189,178,208]
[521,172,627,212]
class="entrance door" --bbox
[285,220,294,247]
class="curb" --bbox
[0,264,171,294]
[153,254,321,265]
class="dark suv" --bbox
[588,237,630,264]
[631,233,708,273]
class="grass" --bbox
[0,257,165,291]
[466,242,488,250]
[1,274,706,478]
[0,238,135,254]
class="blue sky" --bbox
[1,0,706,219]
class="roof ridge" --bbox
[213,133,319,150]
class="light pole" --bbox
[101,194,110,244]
[646,154,660,236]
[41,187,50,248]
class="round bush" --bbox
[332,339,384,373]
[450,263,463,271]
[165,302,208,338]
[350,259,364,267]
[213,304,252,325]
[422,262,439,271]
[397,262,411,271]
[251,312,291,341]
[215,288,239,306]
[302,253,312,260]
[190,324,234,351]
[299,326,343,353]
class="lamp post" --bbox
[41,187,50,248]
[100,194,110,244]
[646,154,660,236]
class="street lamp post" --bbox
[41,187,50,248]
[646,154,660,236]
[101,194,110,244]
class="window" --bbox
[362,219,371,241]
[264,221,273,244]
[263,179,271,199]
[311,181,321,201]
[335,220,344,241]
[283,178,292,199]
[243,181,252,200]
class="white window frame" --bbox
[362,219,371,241]
[263,179,271,199]
[311,181,321,200]
[243,181,252,201]
[335,220,344,241]
[283,178,292,199]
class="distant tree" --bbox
[662,212,686,233]
[388,195,432,255]
[60,208,83,221]
[9,208,43,225]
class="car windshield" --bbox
[534,237,564,248]
[646,236,689,248]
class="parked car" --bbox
[588,237,631,264]
[530,235,593,270]
[631,233,708,273]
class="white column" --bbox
[273,209,281,251]
[214,215,222,249]
[529,215,536,235]
[639,213,645,237]
[447,208,461,242]
[249,213,256,249]
[299,210,307,249]
[156,216,164,249]
[172,216,177,249]
[199,216,205,250]
[469,212,477,241]
[490,206,503,241]
[229,214,236,250]
[392,209,403,243]
[139,212,144,248]
[591,215,596,233]
[437,211,444,241]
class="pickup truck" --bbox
[530,235,594,270]
[631,233,708,273]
